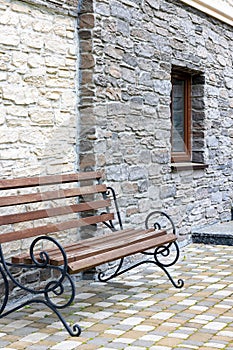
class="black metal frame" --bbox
[99,187,184,289]
[0,186,183,337]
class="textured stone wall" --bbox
[79,0,233,242]
[22,0,78,16]
[0,0,79,178]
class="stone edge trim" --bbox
[180,0,233,27]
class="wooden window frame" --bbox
[171,72,192,163]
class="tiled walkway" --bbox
[0,243,233,349]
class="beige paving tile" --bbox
[187,331,212,342]
[75,345,99,349]
[156,336,183,346]
[124,330,148,339]
[8,341,30,349]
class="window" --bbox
[170,68,207,169]
[171,71,191,162]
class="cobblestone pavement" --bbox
[0,243,233,349]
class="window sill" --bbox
[171,162,208,172]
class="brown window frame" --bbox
[171,72,192,163]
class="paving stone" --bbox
[150,346,172,350]
[101,317,123,326]
[21,332,50,343]
[204,342,226,349]
[104,329,125,337]
[1,244,233,349]
[12,327,40,336]
[0,340,11,347]
[133,325,155,332]
[124,346,146,350]
[88,337,112,346]
[51,340,82,349]
[26,346,49,350]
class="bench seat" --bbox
[12,228,176,273]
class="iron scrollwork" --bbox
[144,210,184,288]
[0,236,81,337]
[98,207,184,288]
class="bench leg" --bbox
[98,211,184,288]
[0,237,82,337]
[0,295,81,337]
[98,241,184,288]
[141,240,184,288]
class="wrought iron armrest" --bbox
[145,210,176,235]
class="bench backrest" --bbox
[0,171,117,244]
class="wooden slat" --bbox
[0,171,103,190]
[68,233,177,273]
[0,213,114,244]
[0,184,107,207]
[0,199,111,225]
[49,229,165,266]
[11,228,141,264]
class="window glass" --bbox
[171,72,191,162]
[172,79,185,153]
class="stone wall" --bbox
[79,0,233,243]
[1,0,233,245]
[0,0,79,178]
[25,0,78,16]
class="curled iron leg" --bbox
[98,257,184,288]
[98,258,124,282]
[153,260,184,288]
[142,241,184,288]
[42,299,82,337]
[0,237,82,336]
[0,298,82,337]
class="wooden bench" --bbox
[0,171,184,336]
